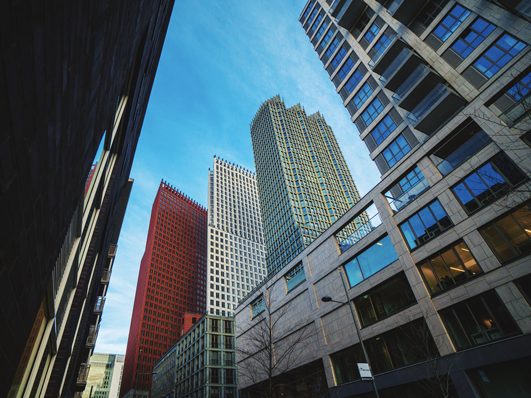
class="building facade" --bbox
[207,156,267,316]
[251,97,362,275]
[83,353,125,398]
[121,182,207,397]
[152,315,237,398]
[235,1,531,397]
[2,1,174,397]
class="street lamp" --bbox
[321,267,381,398]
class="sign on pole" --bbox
[357,362,373,380]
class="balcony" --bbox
[330,0,367,30]
[379,47,413,84]
[86,325,97,347]
[75,364,90,390]
[383,0,426,26]
[335,203,382,253]
[391,64,429,102]
[94,296,105,314]
[101,268,111,284]
[368,35,403,75]
[396,70,441,110]
[406,84,467,135]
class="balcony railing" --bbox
[94,296,105,314]
[500,96,530,126]
[101,268,111,284]
[335,204,382,253]
[76,364,90,386]
[386,178,430,212]
[408,84,448,122]
[380,47,411,83]
[86,325,97,347]
[392,64,428,101]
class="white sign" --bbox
[357,362,373,379]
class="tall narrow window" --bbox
[285,262,306,292]
[364,22,381,43]
[361,97,384,126]
[370,114,397,145]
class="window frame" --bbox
[432,4,471,42]
[473,33,526,79]
[450,17,496,59]
[382,134,411,168]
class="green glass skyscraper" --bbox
[251,95,361,275]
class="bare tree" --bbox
[236,289,317,398]
[403,320,459,398]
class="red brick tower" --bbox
[120,181,207,396]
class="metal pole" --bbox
[337,267,381,398]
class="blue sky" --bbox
[96,0,380,354]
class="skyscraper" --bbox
[121,182,207,397]
[235,2,530,397]
[251,96,361,275]
[2,1,173,396]
[207,157,267,316]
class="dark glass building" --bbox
[1,1,174,397]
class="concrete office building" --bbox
[207,156,267,316]
[152,315,237,398]
[83,353,125,398]
[2,1,173,397]
[235,1,531,397]
[251,97,362,275]
[121,182,207,397]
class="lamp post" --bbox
[321,267,380,398]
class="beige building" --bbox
[236,1,531,397]
[83,353,124,398]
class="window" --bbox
[385,166,429,212]
[313,19,330,44]
[344,235,398,287]
[317,27,336,54]
[479,203,531,264]
[432,4,471,42]
[352,81,373,111]
[361,97,384,126]
[440,290,520,350]
[211,318,220,332]
[365,319,438,374]
[371,31,393,60]
[418,241,482,295]
[506,71,531,101]
[382,134,411,168]
[451,153,527,214]
[328,46,347,73]
[285,262,305,292]
[370,115,397,145]
[451,17,496,59]
[399,199,453,250]
[430,120,491,176]
[334,56,356,84]
[322,35,341,63]
[473,33,526,79]
[364,22,381,43]
[251,295,265,318]
[351,7,374,38]
[468,357,531,398]
[341,68,364,99]
[354,273,416,327]
[515,274,531,306]
[309,12,323,36]
[330,344,364,384]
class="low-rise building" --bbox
[83,353,124,398]
[152,315,237,398]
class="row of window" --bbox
[331,285,527,385]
